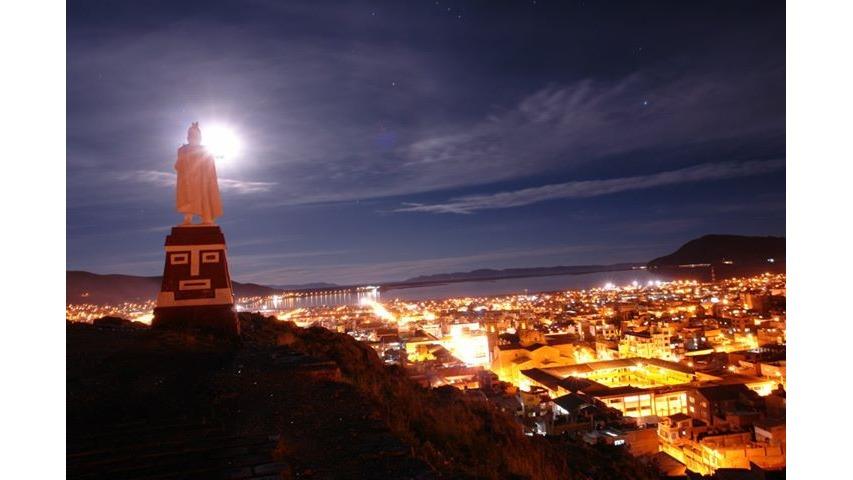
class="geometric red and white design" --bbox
[152,225,240,336]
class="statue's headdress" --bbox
[187,122,201,145]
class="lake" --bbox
[383,269,663,301]
[257,269,666,310]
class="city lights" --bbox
[360,297,398,323]
[66,272,786,476]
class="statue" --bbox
[175,122,223,225]
[153,122,239,337]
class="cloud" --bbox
[68,10,783,210]
[126,170,275,194]
[395,159,784,214]
[384,71,783,197]
[229,249,350,264]
[255,70,782,208]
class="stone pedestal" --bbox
[152,225,240,336]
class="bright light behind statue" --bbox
[203,124,242,163]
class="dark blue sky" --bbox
[67,0,785,285]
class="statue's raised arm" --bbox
[174,122,223,225]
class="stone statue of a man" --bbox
[175,122,223,225]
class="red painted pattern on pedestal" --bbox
[153,225,239,336]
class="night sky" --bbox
[67,0,785,286]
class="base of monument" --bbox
[152,304,240,337]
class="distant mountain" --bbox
[66,271,282,305]
[268,282,339,290]
[69,235,785,304]
[648,234,785,269]
[400,263,641,285]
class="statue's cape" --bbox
[174,145,224,220]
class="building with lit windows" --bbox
[686,384,763,428]
[618,327,677,360]
[517,357,697,418]
[493,343,576,387]
[657,411,785,475]
[490,331,582,385]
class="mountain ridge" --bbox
[68,234,785,304]
[648,234,785,268]
[66,270,284,305]
[400,263,642,284]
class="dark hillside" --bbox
[647,235,784,280]
[67,315,659,479]
[648,235,784,267]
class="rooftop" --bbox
[695,383,753,401]
[520,368,564,391]
[668,412,691,422]
[553,393,592,413]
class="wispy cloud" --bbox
[255,70,783,207]
[229,249,350,263]
[126,170,275,194]
[68,13,783,209]
[382,72,783,201]
[395,159,784,214]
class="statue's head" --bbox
[187,122,202,146]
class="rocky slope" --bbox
[67,314,659,480]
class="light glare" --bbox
[203,124,242,162]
